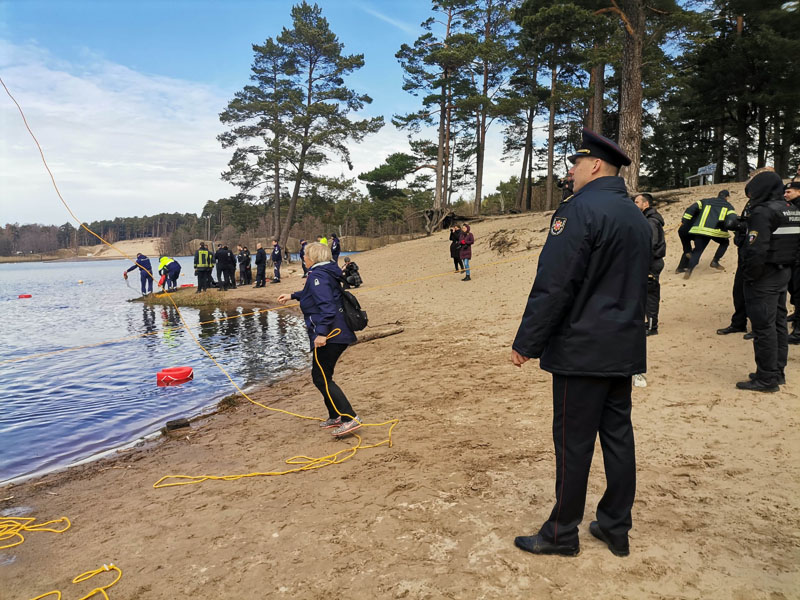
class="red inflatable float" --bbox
[18,294,32,299]
[158,274,167,286]
[180,284,194,288]
[157,366,193,387]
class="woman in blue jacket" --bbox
[277,242,361,438]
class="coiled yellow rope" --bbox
[30,563,123,600]
[0,516,71,550]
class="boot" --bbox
[645,316,658,336]
[462,275,471,281]
[789,323,800,345]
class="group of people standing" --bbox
[448,223,474,281]
[123,253,182,294]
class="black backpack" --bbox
[338,280,368,331]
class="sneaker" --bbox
[633,373,647,388]
[332,416,362,438]
[319,416,342,429]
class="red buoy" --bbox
[18,294,32,299]
[180,283,194,288]
[157,366,193,387]
[158,274,167,286]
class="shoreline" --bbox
[3,184,798,599]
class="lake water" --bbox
[0,257,311,484]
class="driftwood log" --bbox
[355,326,404,344]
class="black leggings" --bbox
[453,256,464,271]
[311,343,356,422]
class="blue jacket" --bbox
[291,261,357,349]
[330,237,340,257]
[512,176,651,376]
[271,244,282,264]
[126,255,153,279]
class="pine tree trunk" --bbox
[434,77,447,212]
[517,109,532,211]
[592,62,604,133]
[546,65,557,211]
[273,160,282,241]
[756,104,766,169]
[714,118,725,184]
[735,102,749,181]
[618,0,644,193]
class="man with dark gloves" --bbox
[214,243,236,291]
[270,239,282,283]
[683,190,736,278]
[254,243,267,287]
[511,128,650,558]
[784,182,800,344]
[634,193,666,335]
[124,253,154,296]
[717,199,753,336]
[736,171,800,392]
[193,242,214,292]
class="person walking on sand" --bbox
[449,225,464,273]
[511,128,650,558]
[277,242,362,438]
[459,223,474,281]
[124,253,154,296]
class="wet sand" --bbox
[2,182,799,599]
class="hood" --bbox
[461,224,471,233]
[310,260,344,279]
[745,171,784,205]
[644,206,664,226]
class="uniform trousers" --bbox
[273,262,281,281]
[646,259,664,327]
[676,226,693,271]
[310,343,356,422]
[688,235,728,269]
[744,265,791,385]
[255,265,266,286]
[539,374,636,548]
[729,246,748,330]
[196,268,212,292]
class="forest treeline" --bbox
[6,0,798,255]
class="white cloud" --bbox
[1,39,531,226]
[357,4,419,36]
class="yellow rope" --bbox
[0,516,71,550]
[30,563,123,600]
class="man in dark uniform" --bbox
[634,193,666,335]
[214,243,236,291]
[124,253,154,296]
[254,242,267,287]
[511,128,650,558]
[299,239,308,279]
[193,242,213,292]
[683,190,736,278]
[736,171,800,391]
[784,182,800,344]
[270,239,282,283]
[716,199,753,336]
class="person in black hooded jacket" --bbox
[735,170,800,392]
[634,193,666,335]
[449,225,464,273]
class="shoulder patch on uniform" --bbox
[550,217,567,236]
[748,231,758,244]
[314,278,320,286]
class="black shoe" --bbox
[646,328,658,336]
[514,534,579,557]
[462,275,471,281]
[749,372,785,385]
[788,333,800,345]
[716,325,746,335]
[736,379,779,392]
[743,331,755,340]
[588,521,629,557]
[710,260,723,270]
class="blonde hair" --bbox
[304,241,332,265]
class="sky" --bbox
[0,0,528,226]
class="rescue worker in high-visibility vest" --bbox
[158,256,181,291]
[735,170,800,391]
[193,242,214,292]
[683,190,736,278]
[124,253,153,295]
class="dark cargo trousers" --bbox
[744,265,791,385]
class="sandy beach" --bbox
[2,182,799,599]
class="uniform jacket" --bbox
[743,174,800,281]
[643,206,666,269]
[290,261,357,350]
[158,257,181,276]
[214,247,236,269]
[458,226,474,260]
[685,194,735,239]
[127,255,153,278]
[194,248,213,270]
[270,244,282,264]
[513,176,651,376]
[255,248,267,267]
[237,249,251,267]
[330,236,341,257]
[299,242,307,261]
